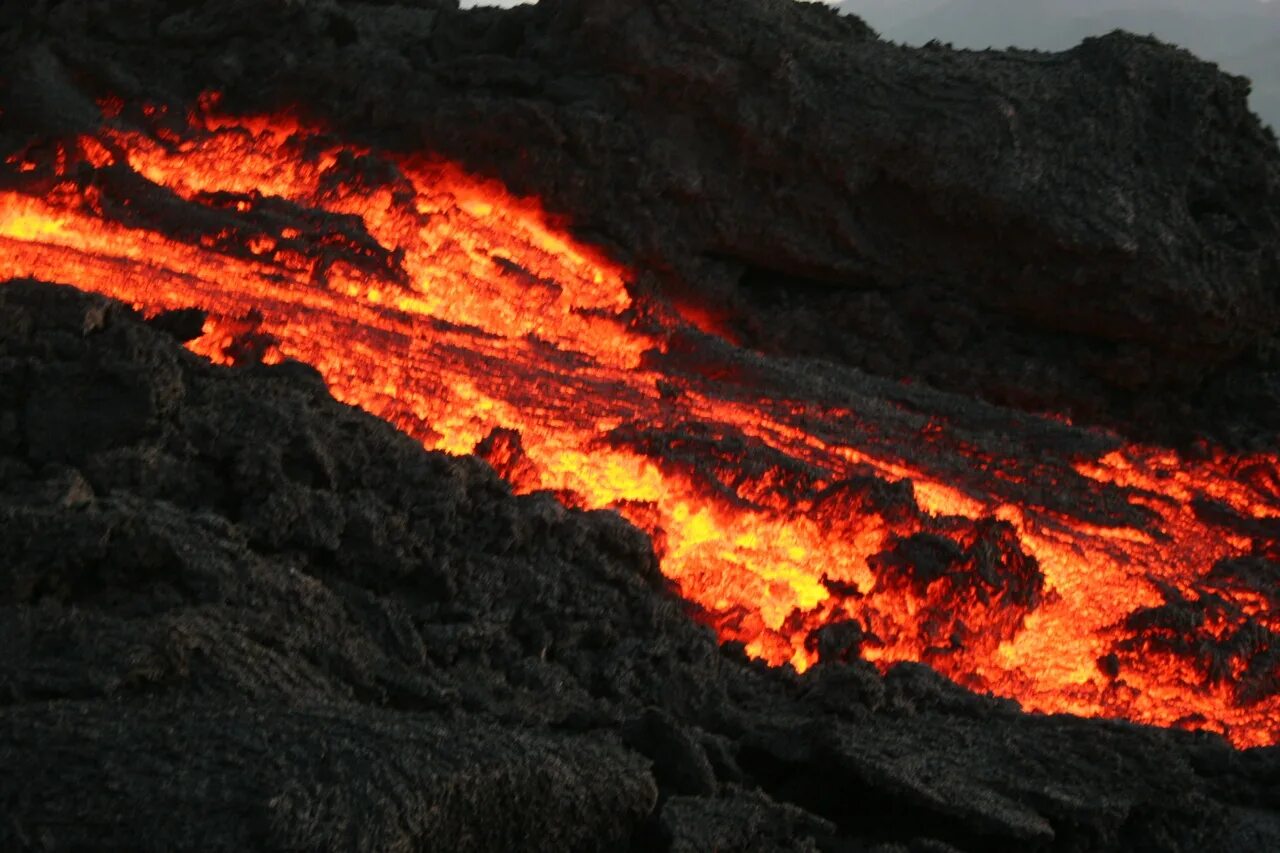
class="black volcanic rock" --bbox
[2,0,1277,440]
[2,282,1279,850]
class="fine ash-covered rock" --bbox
[2,282,1279,850]
[1,0,1277,442]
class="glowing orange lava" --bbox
[2,97,1277,747]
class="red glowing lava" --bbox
[2,97,1277,747]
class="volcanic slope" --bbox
[3,0,1280,848]
[2,282,1280,851]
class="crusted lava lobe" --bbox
[2,282,1279,851]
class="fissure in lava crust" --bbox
[2,96,1278,748]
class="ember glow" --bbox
[2,98,1278,747]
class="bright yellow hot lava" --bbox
[2,97,1278,747]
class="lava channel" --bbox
[1,96,1278,747]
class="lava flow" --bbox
[2,97,1278,747]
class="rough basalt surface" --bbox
[2,282,1279,851]
[2,0,1277,441]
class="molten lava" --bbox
[2,97,1277,747]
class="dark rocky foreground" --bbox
[2,282,1279,851]
[2,0,1278,443]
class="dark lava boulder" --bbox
[2,281,1279,850]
